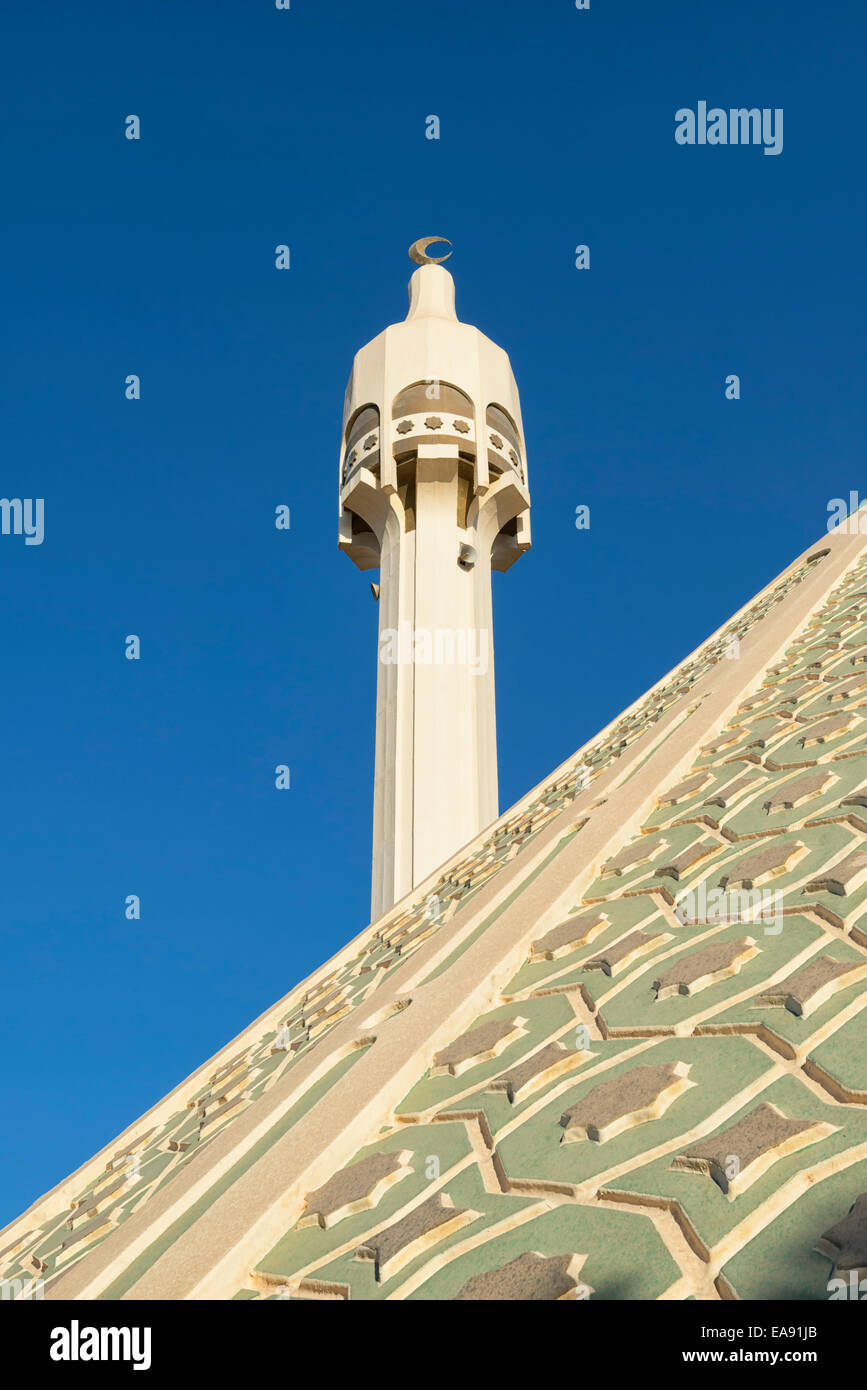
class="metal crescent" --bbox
[408,236,453,265]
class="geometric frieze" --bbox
[600,837,668,878]
[0,1231,39,1266]
[71,1174,127,1213]
[206,1053,250,1090]
[798,713,856,747]
[298,1150,414,1229]
[356,948,400,976]
[741,720,793,752]
[452,1250,591,1300]
[301,984,351,1023]
[803,847,867,896]
[652,937,758,1000]
[719,840,807,890]
[655,838,720,882]
[270,1021,306,1054]
[486,1040,592,1104]
[194,1057,253,1109]
[430,1018,527,1077]
[101,1129,157,1177]
[559,1061,692,1143]
[703,768,764,809]
[530,911,608,961]
[583,929,671,977]
[671,1103,829,1198]
[804,1003,867,1101]
[353,1193,478,1282]
[59,1211,118,1253]
[196,1084,254,1136]
[762,770,835,814]
[738,690,773,712]
[815,1192,867,1280]
[701,729,747,756]
[825,672,867,702]
[10,545,867,1303]
[306,999,353,1038]
[753,955,867,1017]
[657,772,713,807]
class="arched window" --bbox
[486,404,522,476]
[343,404,380,480]
[392,381,474,419]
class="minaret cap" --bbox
[406,262,457,322]
[406,236,456,320]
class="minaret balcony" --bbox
[341,411,522,489]
[390,409,476,460]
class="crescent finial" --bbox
[408,236,452,266]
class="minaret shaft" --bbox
[371,449,498,919]
[339,255,531,922]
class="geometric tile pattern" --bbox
[3,537,866,1300]
[237,550,867,1300]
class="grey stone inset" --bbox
[841,785,867,809]
[655,837,719,882]
[653,937,757,1000]
[452,1250,589,1300]
[600,836,668,878]
[199,1092,250,1134]
[720,840,806,890]
[738,691,773,712]
[0,1230,39,1264]
[530,911,608,960]
[826,674,867,702]
[754,955,865,1017]
[701,729,746,755]
[763,771,834,814]
[299,1149,413,1229]
[487,1040,589,1104]
[657,772,713,807]
[671,1103,824,1197]
[354,1193,477,1282]
[60,1211,117,1252]
[431,1017,525,1077]
[703,769,762,809]
[816,1193,867,1278]
[73,1175,127,1211]
[804,848,867,896]
[303,985,351,1022]
[207,1054,249,1089]
[308,1001,352,1037]
[559,1061,691,1143]
[584,929,669,977]
[104,1129,156,1172]
[799,713,855,746]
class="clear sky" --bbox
[1,0,864,1226]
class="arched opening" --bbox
[485,404,522,478]
[343,404,380,482]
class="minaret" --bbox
[339,238,532,920]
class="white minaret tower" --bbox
[339,238,532,921]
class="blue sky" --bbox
[1,0,864,1225]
